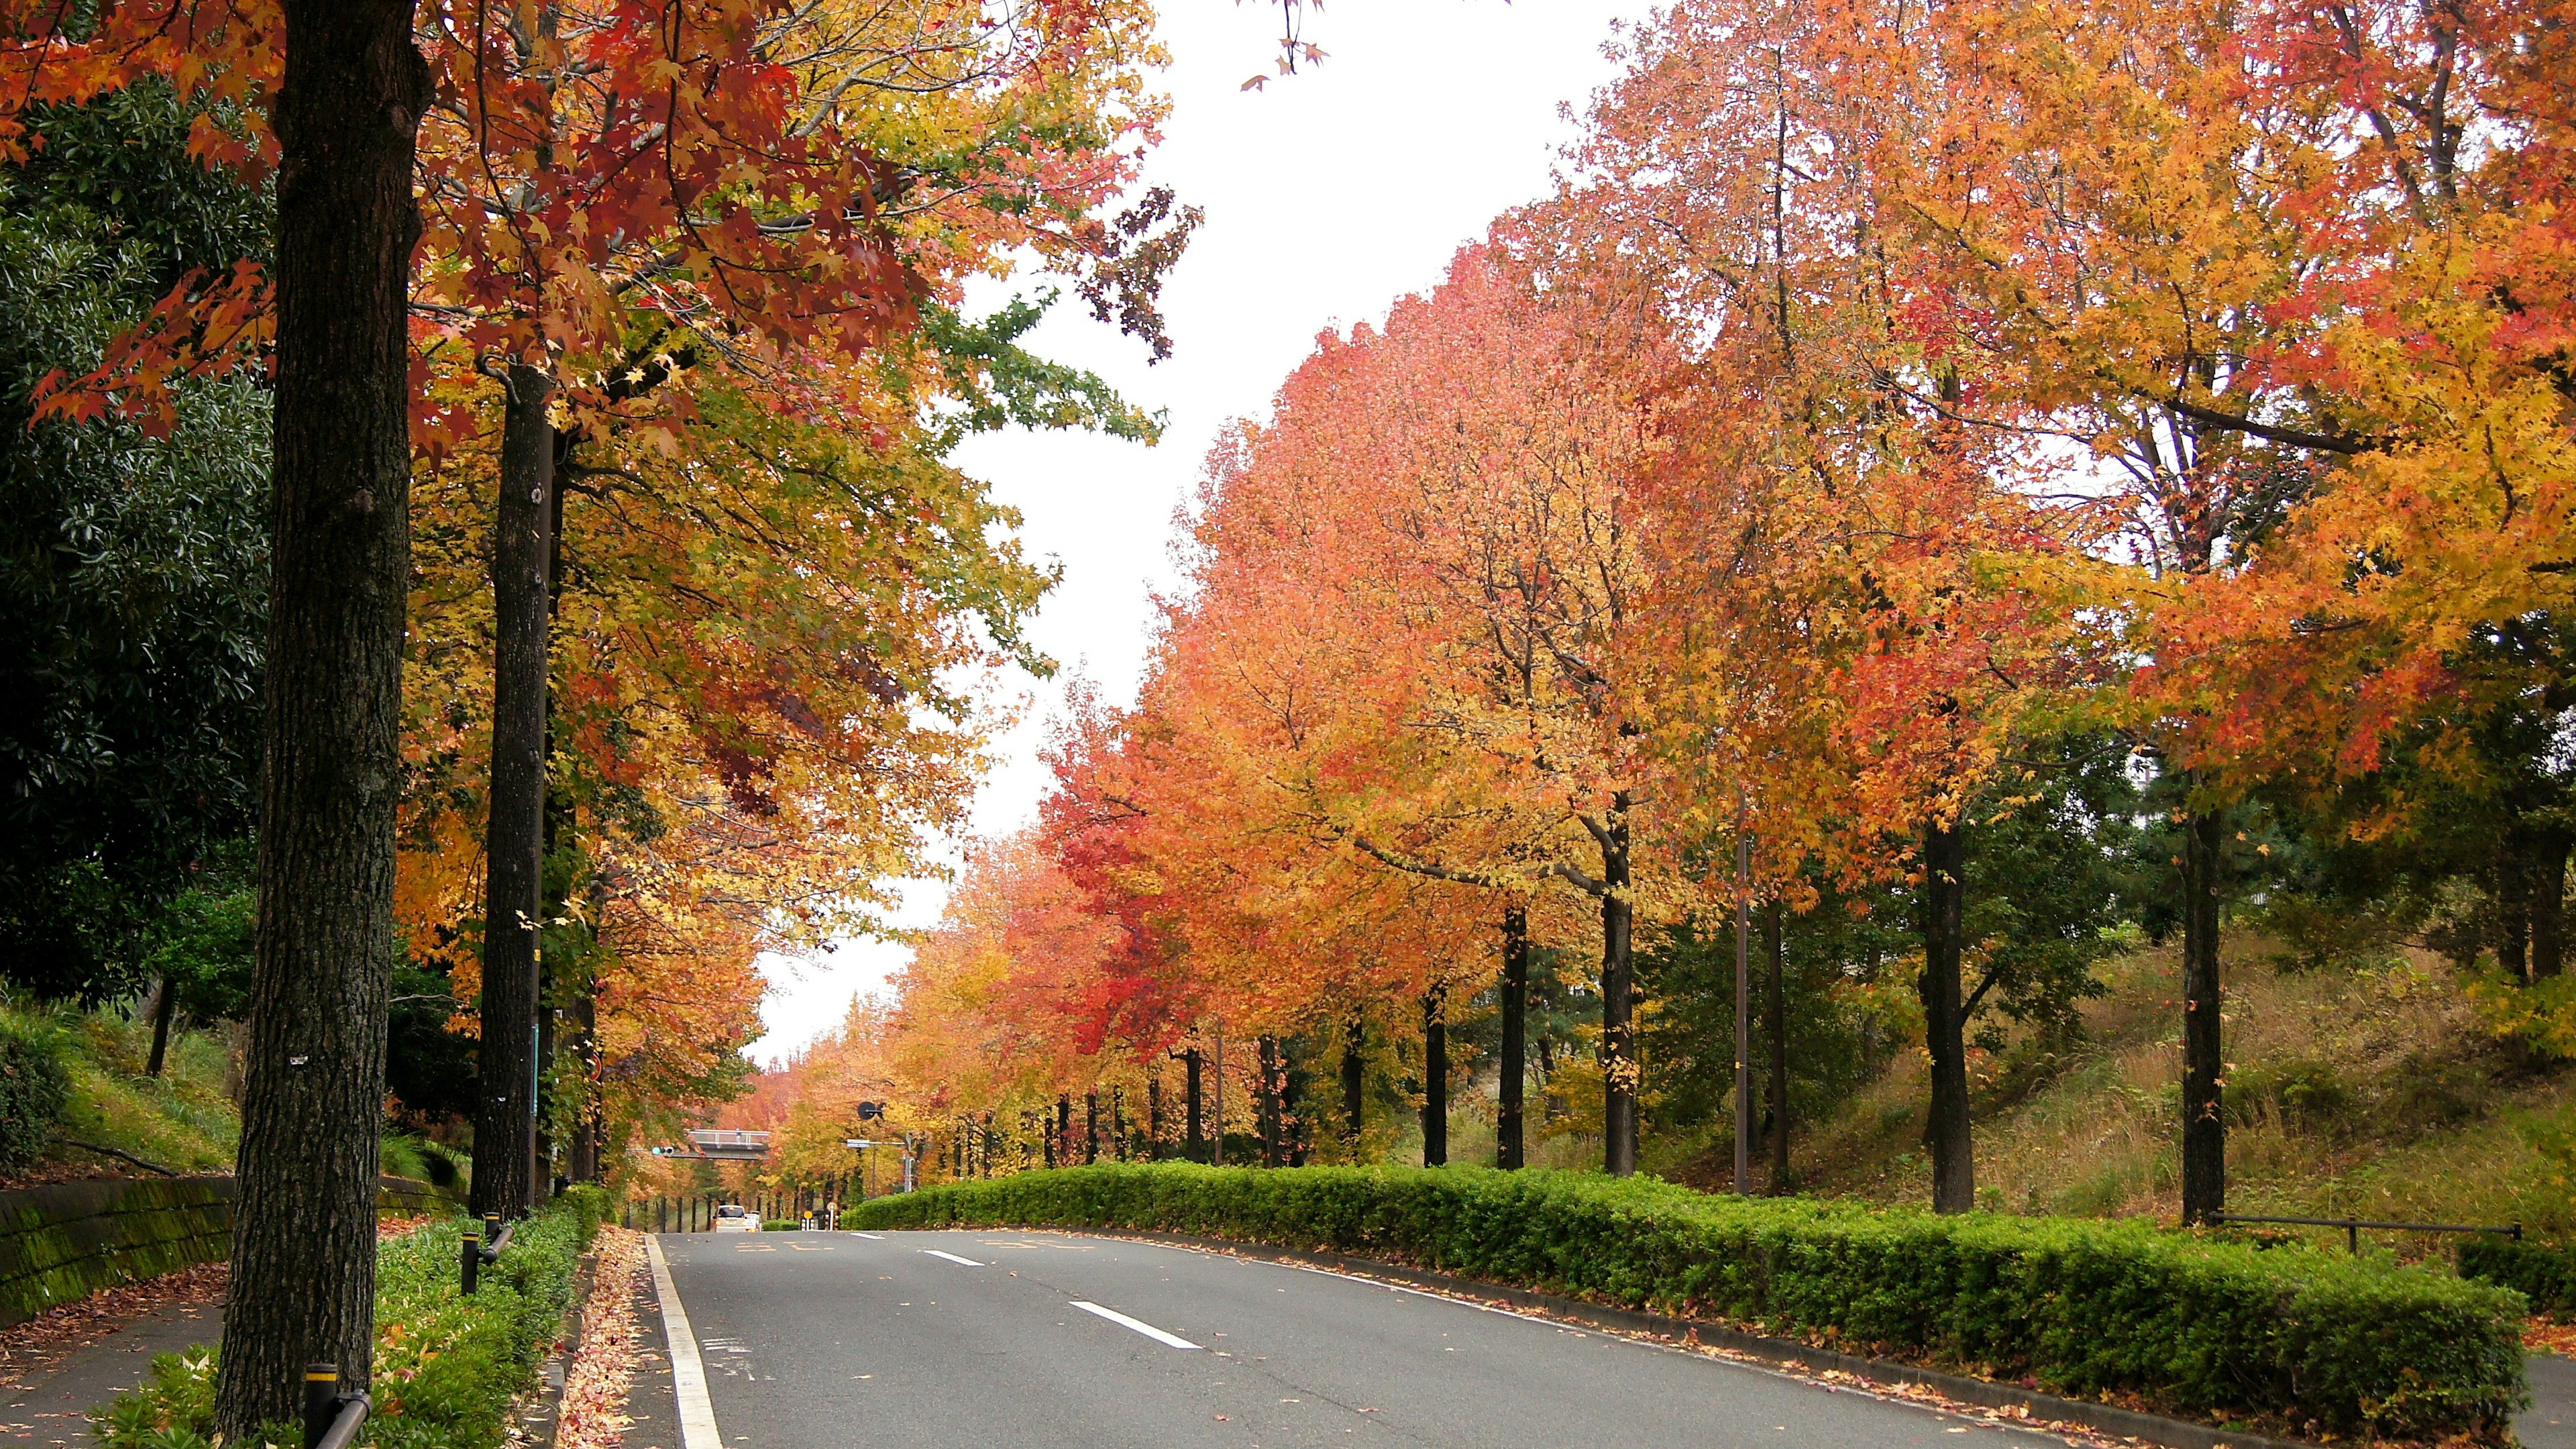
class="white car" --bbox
[711,1203,759,1232]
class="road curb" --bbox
[1088,1228,2326,1449]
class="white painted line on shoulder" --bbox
[645,1236,722,1449]
[922,1249,985,1266]
[1069,1300,1200,1349]
[850,1231,885,1240]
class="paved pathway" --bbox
[0,1299,221,1448]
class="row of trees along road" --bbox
[0,0,1183,1438]
[763,0,2576,1232]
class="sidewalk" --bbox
[0,1297,220,1448]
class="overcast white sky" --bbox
[747,0,1646,1064]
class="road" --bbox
[649,1228,2082,1449]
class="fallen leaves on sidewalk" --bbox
[555,1227,649,1449]
[2526,1316,2576,1358]
[0,1262,226,1392]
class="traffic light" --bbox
[856,1100,886,1120]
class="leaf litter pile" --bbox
[553,1226,648,1449]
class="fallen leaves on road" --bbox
[554,1227,649,1449]
[0,1261,226,1391]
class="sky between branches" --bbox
[747,0,1647,1062]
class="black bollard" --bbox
[301,1364,339,1448]
[462,1229,482,1295]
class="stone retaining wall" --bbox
[0,1175,453,1328]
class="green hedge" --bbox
[0,1014,70,1170]
[2461,1234,2576,1314]
[93,1185,610,1449]
[852,1164,2526,1442]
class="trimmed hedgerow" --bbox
[2461,1233,2576,1314]
[93,1185,610,1449]
[851,1163,2526,1442]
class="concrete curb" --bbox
[1093,1229,2328,1449]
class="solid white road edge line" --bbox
[922,1248,986,1266]
[1068,1300,1201,1350]
[645,1236,722,1449]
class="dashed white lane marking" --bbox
[851,1231,885,1240]
[646,1236,723,1449]
[1069,1300,1201,1350]
[922,1249,986,1267]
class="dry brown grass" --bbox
[1784,935,2576,1255]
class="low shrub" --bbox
[92,1185,610,1449]
[0,1010,70,1170]
[2461,1233,2576,1313]
[853,1163,2526,1443]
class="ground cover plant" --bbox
[90,1187,608,1449]
[852,1163,2527,1443]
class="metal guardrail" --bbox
[2209,1212,2522,1254]
[461,1212,516,1295]
[302,1364,370,1449]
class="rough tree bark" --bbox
[1919,812,1974,1214]
[471,366,554,1220]
[1340,1014,1365,1152]
[1766,899,1790,1195]
[1083,1090,1099,1164]
[1147,1073,1164,1161]
[1420,985,1448,1167]
[1599,793,1637,1177]
[566,987,598,1182]
[215,3,430,1436]
[1258,1035,1284,1167]
[1497,908,1527,1170]
[1185,1049,1205,1162]
[2180,805,2226,1224]
[146,976,177,1077]
[2533,827,2571,979]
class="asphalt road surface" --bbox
[649,1228,2084,1449]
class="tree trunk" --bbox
[1185,1050,1205,1162]
[1056,1094,1072,1168]
[1083,1090,1099,1164]
[471,365,555,1222]
[1112,1087,1127,1162]
[1600,794,1637,1177]
[1766,899,1790,1195]
[2534,827,2571,978]
[2180,805,2226,1224]
[1258,1035,1284,1167]
[146,975,178,1077]
[1919,812,1973,1214]
[1420,985,1448,1167]
[1147,1073,1164,1161]
[1497,907,1527,1170]
[1341,1012,1365,1153]
[2498,839,2534,982]
[1733,826,1752,1195]
[215,5,430,1436]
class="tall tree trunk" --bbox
[1258,1035,1283,1167]
[216,5,430,1436]
[1084,1090,1099,1164]
[1766,899,1790,1195]
[1497,907,1527,1170]
[1056,1094,1072,1168]
[1341,1013,1364,1152]
[2180,805,2226,1224]
[2500,847,2533,983]
[1147,1074,1164,1161]
[1600,793,1637,1177]
[1733,824,1752,1195]
[2534,827,2571,978]
[1420,985,1448,1167]
[1185,1049,1205,1162]
[1112,1087,1126,1162]
[1919,812,1973,1214]
[471,365,555,1221]
[146,975,178,1077]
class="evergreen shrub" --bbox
[851,1163,2525,1442]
